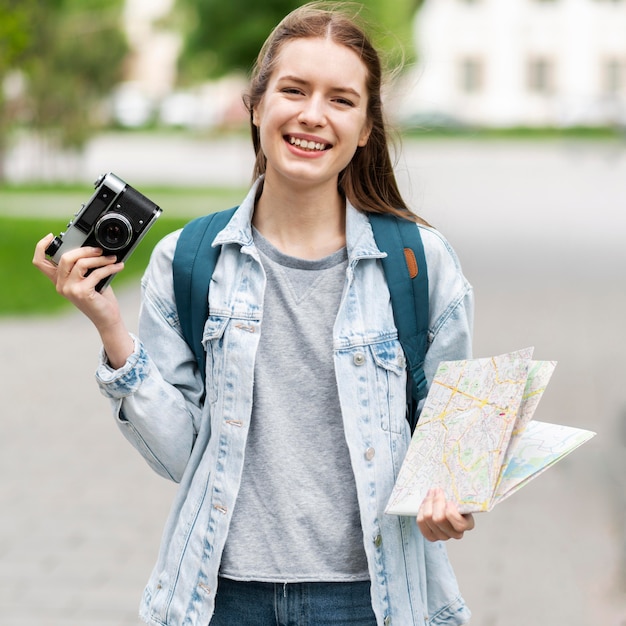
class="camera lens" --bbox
[94,213,133,251]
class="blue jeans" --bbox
[210,577,377,625]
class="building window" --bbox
[459,58,484,94]
[603,58,624,95]
[527,57,554,95]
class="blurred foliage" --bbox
[173,0,423,83]
[0,1,34,73]
[0,0,37,177]
[0,0,128,178]
[26,0,129,147]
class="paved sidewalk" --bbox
[0,288,175,626]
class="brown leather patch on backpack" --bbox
[404,248,418,278]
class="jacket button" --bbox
[374,534,382,548]
[364,447,375,461]
[353,352,366,366]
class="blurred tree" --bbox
[0,0,128,180]
[0,0,38,179]
[26,0,128,146]
[174,0,301,82]
[367,0,424,68]
[174,0,423,83]
[0,1,34,75]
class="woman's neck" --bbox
[252,177,346,260]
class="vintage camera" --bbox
[46,172,162,291]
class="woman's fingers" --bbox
[33,234,127,348]
[34,236,119,290]
[32,234,60,282]
[417,488,475,542]
[33,236,124,315]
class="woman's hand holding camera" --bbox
[33,235,134,369]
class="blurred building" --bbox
[122,0,180,99]
[396,0,626,128]
[111,0,180,127]
[115,0,247,129]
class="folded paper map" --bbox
[385,348,596,516]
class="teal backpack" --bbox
[173,207,429,433]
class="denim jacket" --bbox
[96,180,474,626]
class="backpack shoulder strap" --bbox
[368,213,429,432]
[173,206,238,380]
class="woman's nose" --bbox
[298,96,326,127]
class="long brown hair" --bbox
[243,2,421,222]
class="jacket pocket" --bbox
[201,315,230,404]
[369,340,408,435]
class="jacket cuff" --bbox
[95,334,151,398]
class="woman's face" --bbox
[253,36,372,194]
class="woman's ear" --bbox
[358,121,372,147]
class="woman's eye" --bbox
[282,87,303,95]
[334,98,354,107]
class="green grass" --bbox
[402,124,625,141]
[0,215,191,316]
[0,184,247,218]
[0,185,247,316]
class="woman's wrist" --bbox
[98,320,135,370]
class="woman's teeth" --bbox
[289,136,327,151]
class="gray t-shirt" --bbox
[219,229,369,582]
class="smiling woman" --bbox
[32,4,475,626]
[244,4,413,222]
[250,36,373,232]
